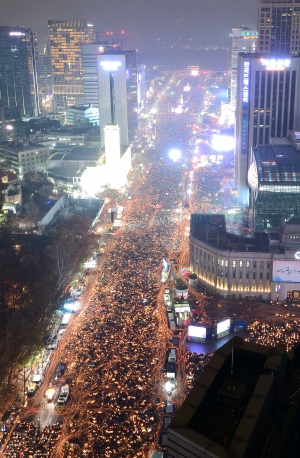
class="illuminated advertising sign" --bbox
[272,260,300,282]
[241,61,250,155]
[240,31,259,37]
[100,61,122,71]
[9,31,25,36]
[261,58,290,71]
[217,319,230,335]
[188,325,206,340]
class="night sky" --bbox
[0,0,258,69]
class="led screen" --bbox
[217,319,230,335]
[272,260,300,282]
[188,326,206,339]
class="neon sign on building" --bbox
[100,61,122,71]
[241,61,250,155]
[9,32,25,36]
[261,58,291,70]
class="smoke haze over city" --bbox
[0,0,257,69]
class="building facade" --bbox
[66,104,99,126]
[82,46,138,146]
[258,0,300,54]
[230,27,258,109]
[0,142,50,177]
[168,338,293,458]
[0,26,40,116]
[39,43,53,112]
[249,133,300,231]
[189,213,300,302]
[235,53,300,206]
[48,20,95,112]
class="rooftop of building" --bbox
[252,139,300,186]
[0,171,18,182]
[168,337,288,458]
[47,169,80,181]
[49,125,93,135]
[0,141,48,152]
[67,104,91,112]
[190,213,269,252]
[47,148,101,162]
[239,52,300,60]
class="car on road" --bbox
[56,384,69,408]
[55,362,66,379]
[26,388,35,398]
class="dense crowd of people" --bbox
[2,422,62,457]
[4,74,300,458]
[246,320,300,350]
[185,352,212,389]
[2,93,194,456]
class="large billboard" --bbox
[272,260,300,283]
[217,319,230,335]
[188,325,206,340]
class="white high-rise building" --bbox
[230,27,258,109]
[98,55,128,147]
[104,123,130,189]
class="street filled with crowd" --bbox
[3,72,300,458]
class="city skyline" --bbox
[0,0,257,54]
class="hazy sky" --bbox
[1,0,258,51]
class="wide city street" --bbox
[2,71,300,458]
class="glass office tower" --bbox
[0,26,40,116]
[48,20,95,112]
[235,53,300,206]
[258,0,300,54]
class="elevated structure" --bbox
[230,27,258,109]
[167,337,296,458]
[48,20,95,112]
[190,213,300,301]
[66,104,99,126]
[249,133,300,232]
[235,53,300,206]
[82,46,138,145]
[0,26,40,116]
[258,0,300,54]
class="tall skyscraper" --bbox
[0,26,40,116]
[258,0,300,54]
[82,42,123,110]
[39,43,52,112]
[235,53,300,206]
[82,46,138,146]
[230,27,258,109]
[97,54,129,147]
[48,20,95,112]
